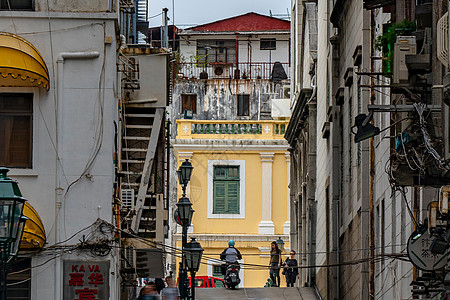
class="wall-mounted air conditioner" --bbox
[282,85,291,99]
[213,65,230,77]
[437,12,448,68]
[272,98,291,118]
[393,36,416,84]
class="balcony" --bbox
[176,120,289,140]
[175,62,290,80]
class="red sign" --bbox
[64,260,109,300]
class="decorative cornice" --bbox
[259,152,275,162]
[285,88,313,145]
[174,234,289,242]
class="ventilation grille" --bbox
[121,189,135,209]
[438,12,448,68]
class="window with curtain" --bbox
[237,94,249,117]
[181,94,197,114]
[0,94,33,168]
[213,165,240,214]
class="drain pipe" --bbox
[55,51,100,300]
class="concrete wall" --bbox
[179,33,290,64]
[173,79,286,122]
[35,0,116,12]
[0,14,119,300]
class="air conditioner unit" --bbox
[271,98,291,118]
[213,65,230,77]
[121,189,135,210]
[393,36,416,84]
[437,12,448,68]
[282,85,291,99]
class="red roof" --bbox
[187,12,290,32]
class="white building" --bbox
[0,1,120,299]
[288,0,450,299]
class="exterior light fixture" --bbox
[176,197,193,227]
[185,237,204,272]
[0,167,27,300]
[177,159,193,196]
[276,237,285,252]
[352,113,380,143]
[185,237,204,300]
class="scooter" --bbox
[224,263,240,289]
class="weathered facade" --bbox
[289,0,450,299]
[0,1,120,299]
[171,13,293,287]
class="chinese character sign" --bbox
[64,260,110,300]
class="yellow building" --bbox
[173,120,291,287]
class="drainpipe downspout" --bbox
[55,51,100,300]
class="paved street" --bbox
[196,287,318,299]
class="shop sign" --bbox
[407,229,448,271]
[63,260,110,300]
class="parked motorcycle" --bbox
[224,263,240,289]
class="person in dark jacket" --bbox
[220,240,242,275]
[283,250,299,287]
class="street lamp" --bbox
[177,160,194,300]
[276,237,285,252]
[177,159,193,197]
[0,168,27,300]
[185,237,204,300]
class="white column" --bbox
[259,152,275,234]
[284,152,291,234]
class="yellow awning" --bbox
[0,32,49,90]
[20,202,46,249]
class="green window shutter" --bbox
[213,165,240,214]
[225,181,239,214]
[213,181,226,214]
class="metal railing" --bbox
[176,120,289,140]
[175,62,290,80]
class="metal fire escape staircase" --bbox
[121,106,164,238]
[119,52,165,239]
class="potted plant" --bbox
[374,19,416,76]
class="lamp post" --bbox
[177,160,194,300]
[185,237,204,300]
[0,168,27,300]
[276,237,285,252]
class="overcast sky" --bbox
[148,0,291,28]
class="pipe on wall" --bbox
[55,51,100,300]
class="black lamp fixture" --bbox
[0,167,27,300]
[185,237,204,300]
[352,112,380,143]
[8,216,27,262]
[177,159,193,196]
[276,237,285,252]
[176,196,193,227]
[185,237,204,272]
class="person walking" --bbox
[138,281,160,300]
[160,276,180,300]
[283,250,299,287]
[268,241,282,287]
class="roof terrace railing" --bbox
[175,62,290,80]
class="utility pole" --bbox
[162,8,169,48]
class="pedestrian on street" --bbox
[138,281,160,300]
[283,250,299,287]
[161,276,180,300]
[268,241,282,287]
